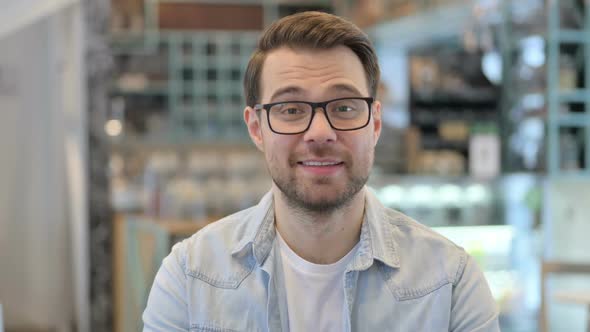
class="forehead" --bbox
[260,46,369,102]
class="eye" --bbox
[284,107,303,115]
[330,101,359,113]
[335,105,354,112]
[276,103,306,115]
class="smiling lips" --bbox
[300,160,342,166]
[297,159,344,175]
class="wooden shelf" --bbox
[539,261,590,332]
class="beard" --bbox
[268,144,371,215]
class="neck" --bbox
[273,186,365,264]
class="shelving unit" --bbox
[111,30,259,143]
[109,0,332,145]
[408,48,501,175]
[540,2,590,332]
[546,0,590,176]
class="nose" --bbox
[303,107,337,143]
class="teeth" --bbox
[302,161,340,166]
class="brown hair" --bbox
[243,11,380,107]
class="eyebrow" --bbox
[269,86,303,102]
[268,83,365,102]
[329,84,364,97]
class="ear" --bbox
[244,106,265,152]
[371,100,382,146]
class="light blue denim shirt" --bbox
[143,188,500,331]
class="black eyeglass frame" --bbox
[254,97,375,135]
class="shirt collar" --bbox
[231,190,276,265]
[354,188,400,270]
[231,187,400,269]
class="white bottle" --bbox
[469,124,500,180]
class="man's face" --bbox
[244,46,381,213]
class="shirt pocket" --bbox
[188,276,268,332]
[353,269,452,331]
[392,283,453,331]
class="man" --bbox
[143,11,500,332]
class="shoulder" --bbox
[388,209,466,264]
[366,188,467,279]
[187,206,257,250]
[382,208,469,288]
[380,209,497,327]
[170,206,259,289]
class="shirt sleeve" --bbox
[142,240,190,332]
[449,253,501,332]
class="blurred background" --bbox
[1,0,590,331]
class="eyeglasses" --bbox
[254,97,374,135]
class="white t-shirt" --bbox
[276,230,359,332]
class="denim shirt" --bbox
[143,188,500,332]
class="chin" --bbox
[278,179,365,214]
[294,195,351,214]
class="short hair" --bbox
[243,11,380,107]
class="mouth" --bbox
[296,159,345,176]
[298,160,344,167]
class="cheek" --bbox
[265,148,279,166]
[346,134,374,159]
[263,135,293,165]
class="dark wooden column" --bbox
[83,0,114,331]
